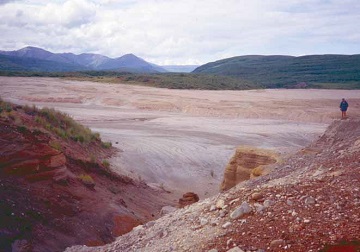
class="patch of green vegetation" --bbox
[1,98,104,145]
[49,140,62,151]
[0,98,13,114]
[17,125,27,133]
[78,173,95,187]
[69,72,261,90]
[308,82,360,89]
[0,70,261,90]
[101,141,112,149]
[33,107,96,143]
[102,159,110,168]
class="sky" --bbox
[0,0,360,65]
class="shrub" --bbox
[0,98,109,146]
[91,132,101,141]
[78,174,95,188]
[102,141,112,148]
[5,103,12,112]
[102,159,110,168]
[23,104,37,115]
[35,107,95,143]
[17,125,27,133]
[49,140,62,151]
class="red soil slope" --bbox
[0,103,173,252]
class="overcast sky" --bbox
[0,0,359,65]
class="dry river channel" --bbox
[2,77,359,199]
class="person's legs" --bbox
[341,110,347,119]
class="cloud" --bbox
[0,0,16,5]
[0,0,360,64]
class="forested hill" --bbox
[192,54,360,89]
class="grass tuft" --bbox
[102,159,110,168]
[102,141,112,148]
[0,98,110,148]
[78,174,95,188]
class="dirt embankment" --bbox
[65,118,360,252]
[0,102,173,252]
[220,147,279,191]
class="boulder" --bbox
[230,201,252,219]
[179,192,199,208]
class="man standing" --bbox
[340,98,349,119]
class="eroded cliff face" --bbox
[0,102,173,252]
[220,146,279,191]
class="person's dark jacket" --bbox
[340,101,349,111]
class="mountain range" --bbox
[1,47,360,89]
[0,46,197,73]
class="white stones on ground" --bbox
[208,249,218,252]
[286,199,293,206]
[263,199,275,208]
[291,210,297,216]
[199,217,208,226]
[144,221,155,228]
[210,205,217,211]
[226,247,245,252]
[305,196,316,205]
[303,219,311,223]
[160,206,177,215]
[133,225,144,232]
[216,199,225,209]
[230,201,252,220]
[254,203,266,213]
[219,210,228,218]
[222,222,232,229]
[230,198,240,205]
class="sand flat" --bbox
[1,77,359,197]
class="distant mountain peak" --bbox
[122,53,137,57]
[0,46,167,73]
[21,46,44,50]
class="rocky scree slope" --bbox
[0,100,173,252]
[66,119,360,252]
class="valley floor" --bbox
[1,77,359,199]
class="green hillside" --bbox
[193,54,360,89]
